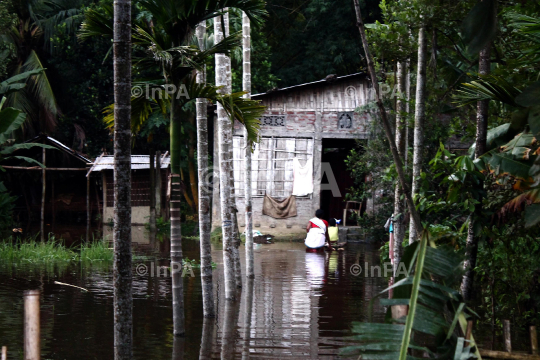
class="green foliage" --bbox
[0,236,114,264]
[263,0,380,87]
[0,182,16,233]
[342,233,479,359]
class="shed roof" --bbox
[25,134,92,164]
[252,72,367,98]
[89,154,171,172]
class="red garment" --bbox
[310,219,328,229]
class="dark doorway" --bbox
[320,138,358,222]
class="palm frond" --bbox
[0,69,44,97]
[454,74,522,108]
[78,4,114,41]
[0,107,26,145]
[218,91,264,143]
[341,232,480,360]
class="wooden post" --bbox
[1,346,6,360]
[465,320,473,345]
[531,326,538,356]
[155,151,162,218]
[24,290,40,360]
[149,149,156,244]
[51,173,55,231]
[86,176,90,241]
[504,319,512,353]
[94,179,101,227]
[40,149,46,242]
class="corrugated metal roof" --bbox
[90,155,171,172]
[252,72,367,98]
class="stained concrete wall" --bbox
[103,206,150,225]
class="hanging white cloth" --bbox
[292,157,313,196]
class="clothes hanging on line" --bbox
[292,157,313,196]
[262,194,297,219]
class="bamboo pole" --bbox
[51,173,55,231]
[531,326,538,356]
[40,149,46,242]
[149,149,156,245]
[24,290,40,360]
[155,151,162,218]
[479,349,540,360]
[504,320,512,353]
[2,166,87,170]
[86,176,90,241]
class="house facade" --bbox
[212,73,374,238]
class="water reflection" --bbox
[0,241,387,359]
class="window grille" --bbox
[233,136,314,198]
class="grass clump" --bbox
[0,236,77,264]
[0,236,114,265]
[79,240,114,262]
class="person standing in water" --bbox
[305,209,329,250]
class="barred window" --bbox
[233,136,314,198]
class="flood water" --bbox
[0,239,388,359]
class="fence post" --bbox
[24,290,40,360]
[503,319,512,353]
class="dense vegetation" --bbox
[1,0,540,356]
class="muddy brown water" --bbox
[0,239,388,359]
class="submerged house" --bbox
[212,73,374,237]
[89,154,171,225]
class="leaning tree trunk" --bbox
[352,0,423,236]
[170,97,185,336]
[393,59,406,272]
[112,0,133,356]
[461,43,491,301]
[242,11,255,279]
[196,21,215,318]
[215,12,237,300]
[408,24,427,244]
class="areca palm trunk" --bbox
[393,59,406,272]
[223,12,243,289]
[243,11,254,279]
[215,12,237,300]
[408,25,427,244]
[170,97,185,336]
[461,44,491,301]
[112,0,133,356]
[196,21,215,318]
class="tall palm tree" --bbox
[408,24,427,244]
[461,43,491,301]
[393,58,406,271]
[195,20,215,318]
[243,10,254,279]
[215,11,237,299]
[80,0,266,333]
[112,0,133,356]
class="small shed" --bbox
[89,153,170,225]
[1,135,92,239]
[212,73,374,237]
